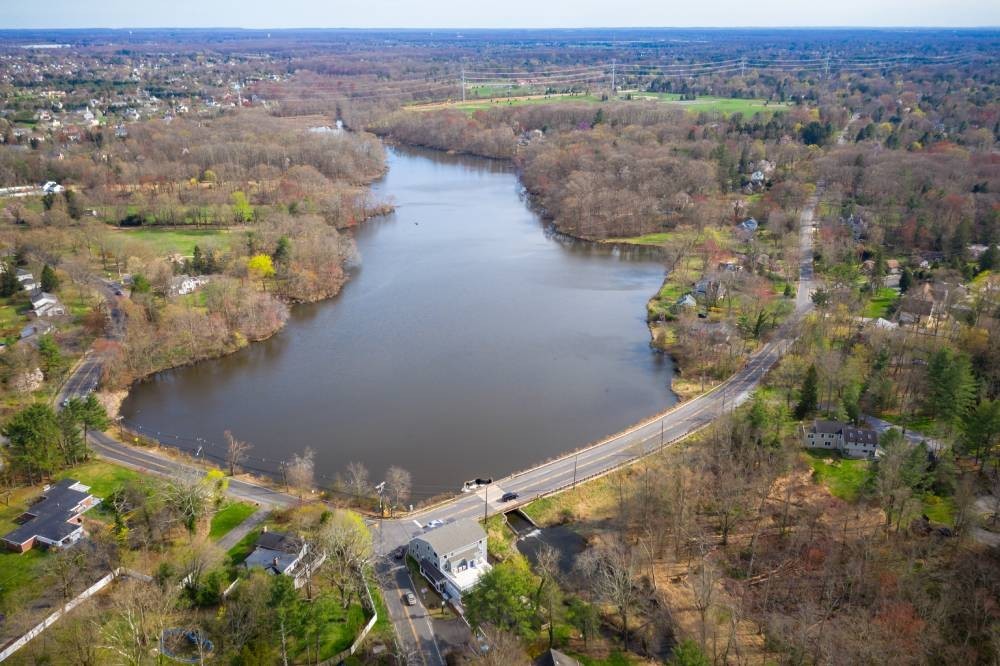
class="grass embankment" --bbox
[209,500,257,540]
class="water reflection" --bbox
[122,146,676,496]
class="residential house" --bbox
[2,479,100,552]
[31,291,66,317]
[41,181,64,194]
[169,274,208,296]
[693,278,726,304]
[20,320,56,340]
[675,293,697,309]
[15,268,37,291]
[243,529,325,589]
[409,518,490,601]
[738,217,759,233]
[803,420,879,458]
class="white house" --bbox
[803,420,879,458]
[31,291,66,317]
[170,275,208,296]
[15,269,37,291]
[41,181,64,194]
[409,519,490,601]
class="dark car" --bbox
[394,546,405,560]
[501,491,519,502]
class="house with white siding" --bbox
[409,519,490,601]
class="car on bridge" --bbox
[501,491,519,502]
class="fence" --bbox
[0,567,151,662]
[319,570,379,665]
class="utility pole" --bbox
[660,419,664,450]
[483,485,488,521]
[824,55,831,79]
[740,58,746,78]
[461,67,466,103]
[572,454,579,489]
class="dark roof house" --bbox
[242,529,324,588]
[2,479,100,552]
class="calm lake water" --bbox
[121,146,676,498]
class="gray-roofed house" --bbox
[243,529,324,588]
[803,420,879,458]
[2,479,100,552]
[409,518,490,601]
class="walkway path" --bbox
[217,508,271,550]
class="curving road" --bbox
[79,188,819,665]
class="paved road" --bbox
[88,430,295,508]
[376,557,446,666]
[375,188,821,560]
[217,508,271,550]
[78,187,821,663]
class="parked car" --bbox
[404,592,416,606]
[425,519,444,529]
[501,491,519,502]
[394,546,406,560]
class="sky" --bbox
[3,0,999,29]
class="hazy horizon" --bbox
[3,0,999,30]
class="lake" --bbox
[121,145,676,499]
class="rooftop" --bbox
[2,479,95,547]
[416,518,486,555]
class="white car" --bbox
[425,519,444,529]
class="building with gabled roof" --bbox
[2,479,100,552]
[803,420,879,458]
[409,518,490,601]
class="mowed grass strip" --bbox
[209,501,257,541]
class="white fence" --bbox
[0,567,153,662]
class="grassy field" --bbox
[805,450,871,502]
[629,92,786,115]
[209,501,257,541]
[411,92,785,117]
[0,302,23,335]
[115,227,232,255]
[863,287,900,318]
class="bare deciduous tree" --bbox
[344,461,370,498]
[577,541,639,649]
[384,466,411,516]
[225,429,253,476]
[286,447,315,498]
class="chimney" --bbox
[273,556,279,567]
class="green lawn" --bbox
[805,450,871,502]
[0,549,48,613]
[0,302,22,334]
[922,493,955,526]
[225,526,263,574]
[56,459,142,499]
[209,501,257,541]
[863,287,900,318]
[115,227,231,255]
